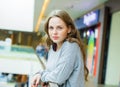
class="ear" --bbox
[68,26,71,33]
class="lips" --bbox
[52,36,59,40]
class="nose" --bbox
[53,29,57,34]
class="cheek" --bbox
[48,31,52,38]
[60,31,68,38]
[48,30,52,35]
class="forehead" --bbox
[49,16,65,25]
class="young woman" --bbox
[31,10,89,87]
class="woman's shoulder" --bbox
[64,40,79,46]
[63,41,79,49]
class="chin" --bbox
[53,41,58,43]
[52,40,59,43]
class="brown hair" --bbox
[44,10,89,81]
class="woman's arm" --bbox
[41,42,80,85]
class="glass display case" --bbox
[0,45,44,87]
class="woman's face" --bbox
[48,16,71,45]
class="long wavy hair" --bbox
[44,10,89,81]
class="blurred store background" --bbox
[0,0,120,87]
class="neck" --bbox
[56,43,62,51]
[53,42,63,51]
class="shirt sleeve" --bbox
[41,42,80,85]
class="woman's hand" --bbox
[41,82,49,87]
[31,73,41,87]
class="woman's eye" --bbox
[57,26,62,30]
[48,27,53,30]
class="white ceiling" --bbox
[44,0,108,19]
[35,0,108,32]
[0,0,108,32]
